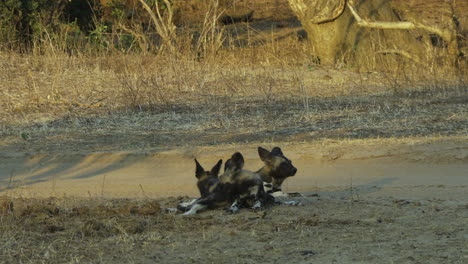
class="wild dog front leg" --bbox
[182,203,207,216]
[263,182,273,193]
[177,198,199,212]
[251,199,262,210]
[269,178,289,197]
[248,185,264,210]
[275,200,302,206]
[227,200,241,214]
[182,196,212,216]
[264,181,286,196]
[179,198,198,208]
[227,184,264,213]
[164,208,179,214]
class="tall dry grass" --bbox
[0,0,466,145]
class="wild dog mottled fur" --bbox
[181,152,268,215]
[222,155,274,212]
[176,159,222,211]
[178,147,299,215]
[256,147,297,195]
[231,147,299,209]
[195,159,222,197]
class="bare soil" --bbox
[1,138,467,264]
[1,195,468,263]
[1,182,467,264]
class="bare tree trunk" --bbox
[289,0,349,65]
[289,0,461,69]
[301,11,352,65]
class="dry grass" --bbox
[0,48,466,154]
[0,1,466,145]
[0,195,466,263]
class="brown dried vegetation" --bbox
[0,1,467,263]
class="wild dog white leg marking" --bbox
[179,198,198,208]
[252,200,262,210]
[263,182,273,193]
[227,200,240,214]
[248,185,263,210]
[271,191,288,197]
[165,208,179,214]
[280,200,302,206]
[182,203,206,216]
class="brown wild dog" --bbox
[176,159,222,210]
[181,152,271,215]
[178,147,301,214]
[195,159,223,197]
[257,147,297,196]
[229,147,300,209]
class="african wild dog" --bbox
[181,152,269,215]
[256,147,297,196]
[195,159,222,197]
[178,147,300,214]
[176,159,222,211]
[228,147,300,210]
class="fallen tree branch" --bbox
[376,49,423,65]
[347,0,453,42]
[347,0,459,67]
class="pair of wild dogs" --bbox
[178,147,298,215]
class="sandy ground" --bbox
[1,140,467,199]
[1,140,467,263]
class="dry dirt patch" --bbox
[0,139,467,263]
[0,195,467,263]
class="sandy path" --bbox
[1,141,467,200]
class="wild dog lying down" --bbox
[176,159,222,210]
[177,147,300,214]
[181,152,272,215]
[227,147,300,210]
[257,147,297,197]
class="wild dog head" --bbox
[258,147,297,193]
[194,159,222,197]
[222,152,244,179]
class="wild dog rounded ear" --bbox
[211,159,222,177]
[258,147,273,162]
[230,152,245,170]
[195,159,205,178]
[271,147,284,156]
[224,159,232,172]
